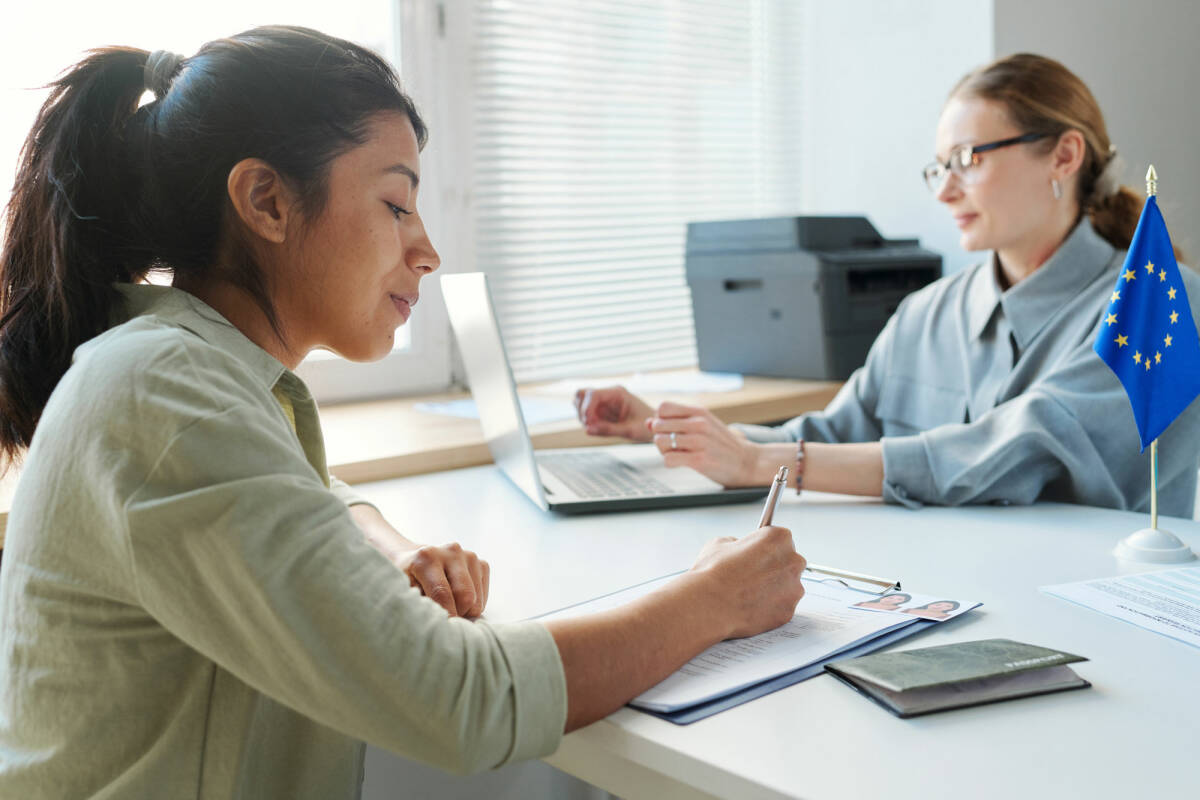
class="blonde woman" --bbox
[578,53,1200,516]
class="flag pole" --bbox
[1113,165,1194,563]
[1147,167,1159,534]
[1150,438,1158,531]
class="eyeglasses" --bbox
[922,132,1050,192]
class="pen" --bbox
[757,466,788,527]
[803,563,902,593]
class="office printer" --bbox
[685,216,941,380]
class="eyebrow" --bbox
[382,163,420,189]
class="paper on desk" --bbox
[413,396,577,426]
[530,371,744,397]
[1041,566,1200,650]
[537,575,938,712]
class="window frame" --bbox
[301,0,469,402]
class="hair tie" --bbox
[1093,146,1124,200]
[144,50,184,98]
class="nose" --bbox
[407,214,441,275]
[934,170,961,204]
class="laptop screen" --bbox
[441,272,548,508]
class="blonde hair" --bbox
[951,53,1147,254]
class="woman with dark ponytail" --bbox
[577,53,1200,517]
[0,26,807,798]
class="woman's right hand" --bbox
[573,385,655,442]
[545,524,806,731]
[688,526,806,639]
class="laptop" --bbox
[441,272,769,513]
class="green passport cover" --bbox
[826,638,1087,693]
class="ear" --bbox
[225,158,298,244]
[1050,129,1087,182]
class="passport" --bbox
[825,638,1090,718]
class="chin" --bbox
[958,231,990,253]
[363,337,397,362]
[336,334,396,363]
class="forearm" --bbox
[350,503,419,557]
[748,441,884,496]
[544,572,727,731]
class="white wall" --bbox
[994,0,1200,260]
[798,0,995,274]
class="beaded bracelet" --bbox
[795,439,806,495]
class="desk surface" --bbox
[358,466,1200,800]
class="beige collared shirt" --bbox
[0,284,566,799]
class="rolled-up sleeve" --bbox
[329,475,376,510]
[123,370,567,774]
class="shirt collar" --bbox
[966,256,1003,341]
[113,283,289,391]
[966,219,1116,348]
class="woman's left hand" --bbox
[352,504,490,618]
[648,401,761,487]
[391,542,491,619]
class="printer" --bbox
[685,216,941,380]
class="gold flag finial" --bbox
[1146,164,1158,197]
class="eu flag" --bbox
[1094,195,1200,450]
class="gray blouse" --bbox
[738,219,1200,517]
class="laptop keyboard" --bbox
[538,451,673,499]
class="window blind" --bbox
[471,0,804,381]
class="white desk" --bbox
[357,465,1200,800]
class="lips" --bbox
[953,213,978,230]
[390,293,418,322]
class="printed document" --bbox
[1042,566,1200,650]
[538,574,978,712]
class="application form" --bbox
[1042,566,1200,650]
[538,576,955,712]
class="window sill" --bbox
[320,369,840,482]
[0,370,841,546]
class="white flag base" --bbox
[1113,527,1196,563]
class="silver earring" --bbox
[1051,178,1063,200]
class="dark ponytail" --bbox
[0,26,427,466]
[0,47,149,464]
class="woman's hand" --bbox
[351,504,490,618]
[545,524,806,730]
[687,526,807,639]
[648,401,761,487]
[573,385,655,442]
[390,543,491,619]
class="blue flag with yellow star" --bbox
[1094,196,1200,450]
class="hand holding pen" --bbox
[686,464,806,639]
[757,464,900,593]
